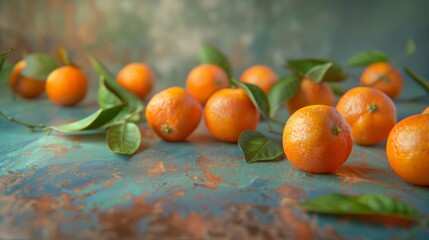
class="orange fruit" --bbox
[360,62,403,99]
[283,105,353,173]
[46,66,88,107]
[422,106,429,115]
[386,114,429,186]
[8,60,45,99]
[286,77,335,114]
[117,63,155,100]
[145,87,202,142]
[204,88,260,142]
[336,87,396,145]
[186,64,229,105]
[240,65,279,94]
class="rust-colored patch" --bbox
[42,144,69,157]
[275,184,306,207]
[98,196,162,238]
[147,160,178,176]
[103,179,114,188]
[193,154,237,189]
[335,163,390,187]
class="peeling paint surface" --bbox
[1,1,429,239]
[1,87,429,239]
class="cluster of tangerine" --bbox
[8,56,428,187]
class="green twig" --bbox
[405,67,429,94]
[0,110,48,131]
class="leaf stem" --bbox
[270,117,286,126]
[0,110,48,131]
[405,67,429,94]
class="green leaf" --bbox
[21,54,60,80]
[328,82,346,95]
[235,80,270,119]
[98,76,122,109]
[404,67,429,94]
[0,49,13,71]
[107,122,141,155]
[299,193,419,219]
[89,56,143,112]
[238,130,284,163]
[305,62,333,83]
[268,75,301,118]
[0,63,13,84]
[51,104,124,133]
[406,38,416,56]
[199,43,232,78]
[286,59,347,82]
[347,50,388,67]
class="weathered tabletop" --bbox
[1,86,428,240]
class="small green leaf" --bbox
[98,76,122,109]
[0,49,13,71]
[107,122,141,155]
[328,82,346,95]
[286,59,347,82]
[406,38,416,56]
[21,54,60,80]
[235,80,270,119]
[51,104,124,133]
[299,193,419,219]
[199,43,232,78]
[305,62,333,83]
[89,56,143,113]
[404,67,429,94]
[238,130,284,163]
[268,75,301,118]
[347,50,389,67]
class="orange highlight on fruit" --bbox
[186,64,229,105]
[286,77,335,114]
[46,66,88,107]
[240,65,278,94]
[386,114,429,186]
[145,87,202,142]
[9,60,45,99]
[283,105,353,173]
[117,63,155,100]
[204,88,260,143]
[336,87,396,145]
[360,62,403,99]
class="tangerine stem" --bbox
[331,125,341,136]
[368,104,378,113]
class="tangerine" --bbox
[117,63,155,100]
[422,106,429,115]
[240,65,278,94]
[283,105,353,173]
[186,64,229,105]
[46,65,88,107]
[286,77,335,114]
[204,88,260,143]
[386,114,429,186]
[360,62,403,99]
[336,87,396,145]
[145,87,202,142]
[8,60,45,99]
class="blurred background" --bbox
[1,0,428,99]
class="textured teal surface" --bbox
[1,1,429,238]
[1,85,428,239]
